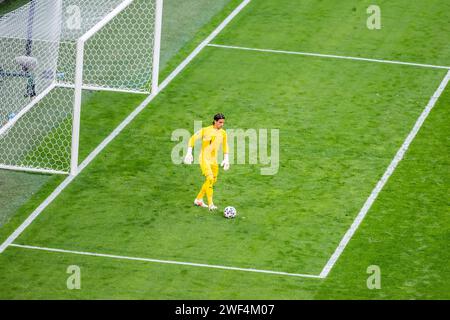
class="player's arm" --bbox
[184,128,203,164]
[221,130,230,170]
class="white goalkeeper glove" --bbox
[221,154,230,171]
[184,147,194,165]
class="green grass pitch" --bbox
[0,0,449,299]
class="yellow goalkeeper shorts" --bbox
[200,161,219,179]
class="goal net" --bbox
[0,0,162,175]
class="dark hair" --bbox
[212,113,225,124]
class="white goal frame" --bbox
[0,0,164,176]
[68,0,163,176]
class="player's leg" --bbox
[196,181,207,201]
[195,176,215,208]
[197,161,213,199]
[194,161,212,208]
[200,174,215,209]
[204,164,215,208]
[194,178,208,208]
[212,164,219,185]
[205,163,219,210]
[202,162,217,209]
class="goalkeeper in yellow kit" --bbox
[184,113,230,211]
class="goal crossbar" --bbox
[79,0,134,43]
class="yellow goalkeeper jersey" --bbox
[189,125,229,164]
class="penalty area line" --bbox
[207,44,450,70]
[9,244,324,279]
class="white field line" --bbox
[0,0,253,254]
[0,164,67,175]
[10,243,323,279]
[158,1,251,89]
[320,70,450,278]
[0,176,76,253]
[0,83,56,137]
[56,83,149,95]
[208,44,450,70]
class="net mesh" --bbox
[0,0,62,125]
[57,0,156,92]
[0,0,157,173]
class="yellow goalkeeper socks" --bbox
[196,182,207,200]
[206,177,214,205]
[196,177,215,205]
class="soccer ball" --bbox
[224,206,237,219]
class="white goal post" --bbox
[0,0,163,176]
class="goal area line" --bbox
[207,44,450,70]
[9,243,324,279]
